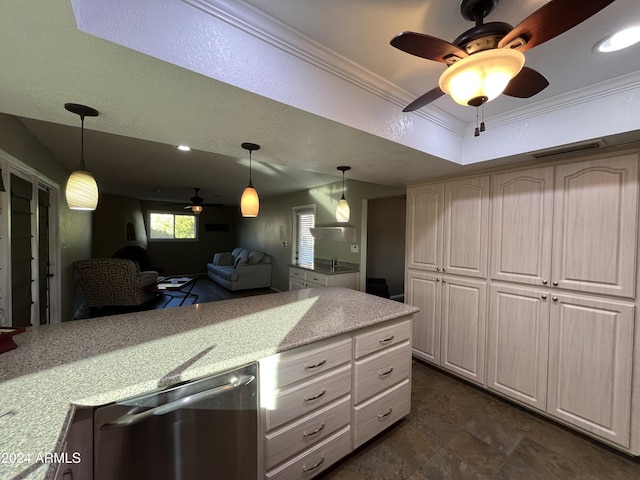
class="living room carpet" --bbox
[73,276,276,320]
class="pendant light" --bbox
[64,103,99,210]
[336,166,351,223]
[240,142,260,217]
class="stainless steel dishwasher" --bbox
[93,362,257,480]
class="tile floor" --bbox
[320,360,640,479]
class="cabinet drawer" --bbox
[265,396,351,470]
[266,426,351,480]
[305,272,329,286]
[289,268,306,279]
[353,341,411,404]
[354,319,411,359]
[261,338,352,390]
[266,365,352,430]
[353,379,411,449]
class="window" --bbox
[149,212,198,240]
[293,205,315,268]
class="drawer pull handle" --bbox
[304,390,326,402]
[378,408,393,419]
[378,367,394,377]
[379,335,395,345]
[302,456,325,472]
[303,423,326,437]
[304,359,327,370]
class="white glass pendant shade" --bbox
[439,49,525,106]
[241,186,259,217]
[336,197,350,223]
[65,170,99,210]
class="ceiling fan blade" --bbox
[503,67,549,98]
[391,31,467,63]
[403,87,445,112]
[499,0,616,52]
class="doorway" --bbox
[364,196,406,301]
[0,156,60,327]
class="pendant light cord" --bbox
[80,114,86,169]
[341,169,346,200]
[248,150,253,188]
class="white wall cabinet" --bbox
[406,176,488,277]
[406,150,640,454]
[491,155,638,298]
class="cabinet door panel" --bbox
[406,272,441,364]
[548,295,634,447]
[443,176,489,278]
[406,183,443,271]
[441,277,487,384]
[487,285,549,410]
[552,155,638,298]
[490,167,553,286]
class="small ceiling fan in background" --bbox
[163,187,224,214]
[391,0,616,121]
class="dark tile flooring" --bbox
[321,360,640,480]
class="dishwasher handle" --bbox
[100,374,255,430]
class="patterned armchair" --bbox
[74,258,159,308]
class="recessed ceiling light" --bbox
[596,26,640,53]
[176,145,191,151]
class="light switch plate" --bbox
[350,244,359,253]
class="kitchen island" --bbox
[0,287,418,480]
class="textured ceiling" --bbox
[1,0,640,206]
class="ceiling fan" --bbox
[390,0,616,113]
[164,187,224,214]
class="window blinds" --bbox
[296,209,315,269]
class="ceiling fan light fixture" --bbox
[438,48,525,106]
[240,142,260,218]
[64,103,99,211]
[191,204,203,214]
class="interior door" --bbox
[38,186,51,325]
[10,173,33,327]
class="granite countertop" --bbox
[0,288,418,480]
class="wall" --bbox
[93,194,148,257]
[237,178,405,291]
[139,200,238,275]
[366,196,406,298]
[0,114,91,322]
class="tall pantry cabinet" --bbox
[405,150,640,454]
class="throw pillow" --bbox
[234,255,249,268]
[247,251,265,264]
[214,252,233,266]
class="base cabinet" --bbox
[547,294,634,447]
[259,317,412,479]
[487,284,549,411]
[289,267,359,291]
[408,271,486,385]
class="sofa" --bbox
[207,247,272,291]
[74,258,159,308]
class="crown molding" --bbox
[475,70,640,136]
[181,0,466,135]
